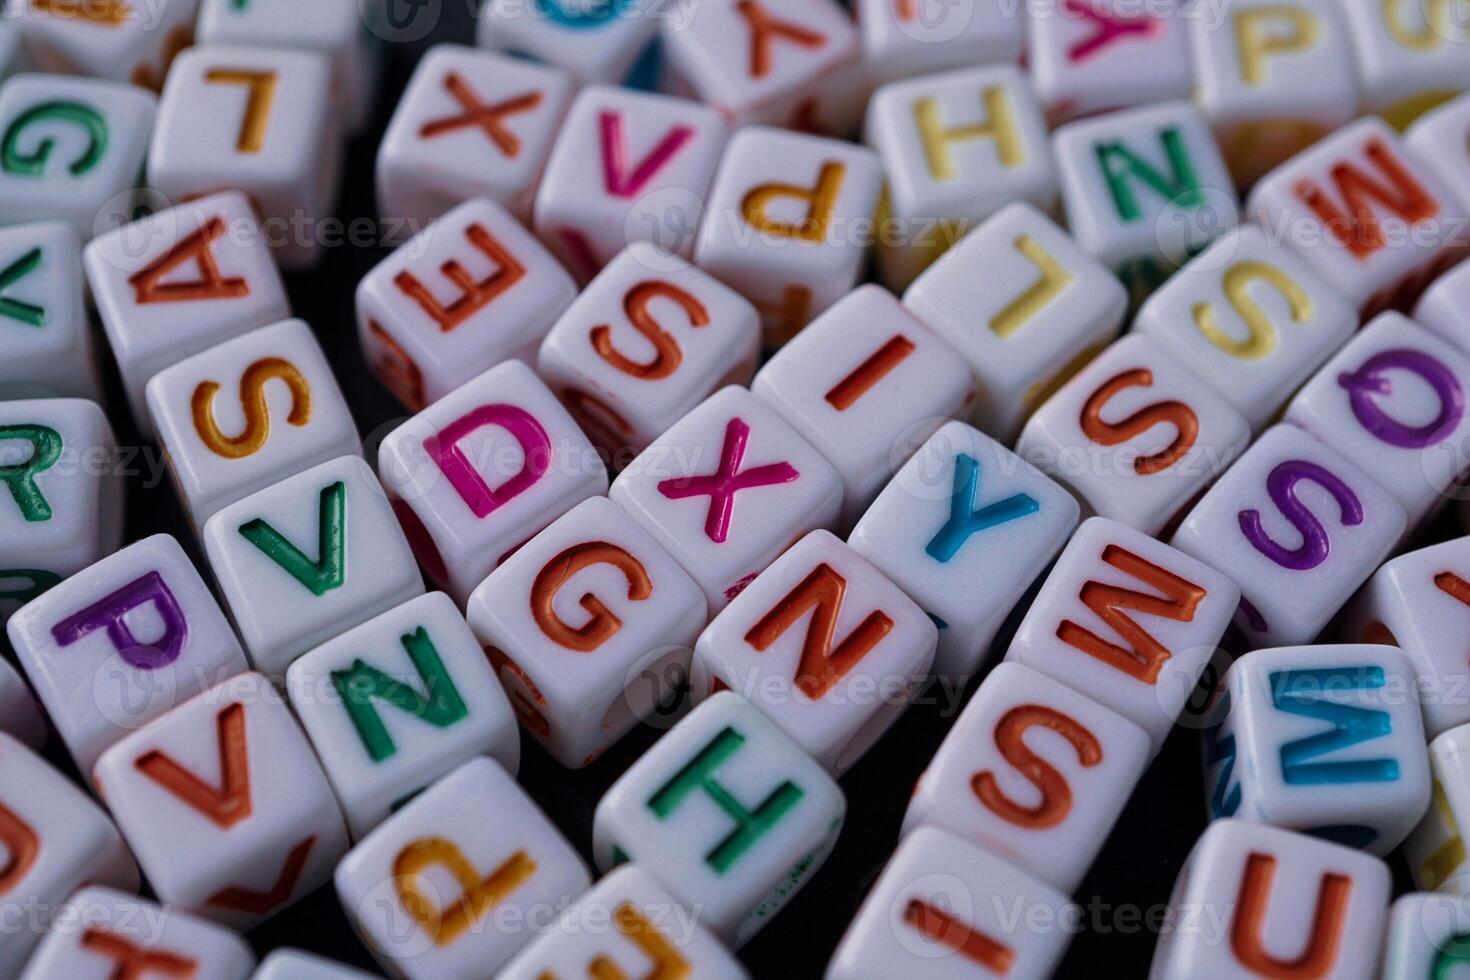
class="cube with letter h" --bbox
[1248,117,1468,319]
[826,826,1075,980]
[467,496,708,769]
[92,672,351,930]
[375,46,575,228]
[1149,820,1390,979]
[0,74,156,240]
[659,0,861,135]
[691,529,937,775]
[1340,0,1470,129]
[0,734,140,977]
[20,886,257,980]
[1188,0,1360,186]
[904,662,1150,893]
[536,242,762,462]
[864,64,1056,290]
[1202,645,1430,856]
[1170,424,1406,649]
[1133,225,1359,433]
[335,755,591,978]
[1016,335,1253,536]
[1342,536,1470,738]
[85,191,292,434]
[593,692,846,947]
[497,864,750,980]
[694,127,884,346]
[611,384,842,613]
[203,455,425,679]
[1007,518,1241,755]
[902,203,1128,443]
[148,318,361,532]
[849,420,1081,683]
[753,284,975,528]
[288,592,520,839]
[1055,102,1241,304]
[377,359,609,606]
[356,197,578,412]
[7,534,249,776]
[477,0,664,86]
[534,86,730,281]
[0,398,124,610]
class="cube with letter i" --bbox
[466,496,707,769]
[848,420,1080,683]
[147,318,361,532]
[658,0,861,135]
[537,242,762,463]
[1285,311,1470,527]
[1133,225,1359,432]
[1026,0,1192,123]
[19,886,257,980]
[202,455,425,679]
[477,0,664,86]
[753,284,975,528]
[1343,536,1470,738]
[356,197,578,412]
[1202,645,1430,855]
[1382,891,1470,980]
[1170,424,1406,648]
[85,192,292,435]
[7,534,248,776]
[694,127,883,347]
[864,64,1056,290]
[375,46,575,228]
[1055,102,1241,305]
[1247,117,1468,319]
[1149,820,1389,979]
[8,0,196,90]
[690,529,937,775]
[593,691,846,947]
[92,672,351,930]
[1188,0,1360,186]
[903,662,1150,893]
[148,46,340,269]
[335,756,591,978]
[0,399,124,614]
[1017,335,1252,536]
[1407,93,1470,218]
[1006,518,1241,755]
[1339,0,1470,129]
[288,592,520,839]
[1404,724,1470,893]
[826,826,1075,980]
[856,0,1026,90]
[0,74,155,239]
[497,864,750,980]
[376,359,609,605]
[0,734,139,976]
[610,385,842,613]
[902,202,1128,443]
[0,222,101,401]
[534,86,730,281]
[196,0,380,130]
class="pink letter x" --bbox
[658,417,799,544]
[1065,0,1160,62]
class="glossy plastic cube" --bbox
[9,0,197,89]
[855,0,1025,89]
[0,221,101,400]
[1382,891,1470,980]
[7,534,249,775]
[1404,723,1470,891]
[477,0,663,86]
[1407,93,1470,215]
[202,455,424,679]
[1416,258,1470,353]
[376,359,608,605]
[288,592,520,839]
[1340,0,1470,129]
[848,420,1081,681]
[466,496,706,769]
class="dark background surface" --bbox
[26,2,1421,976]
